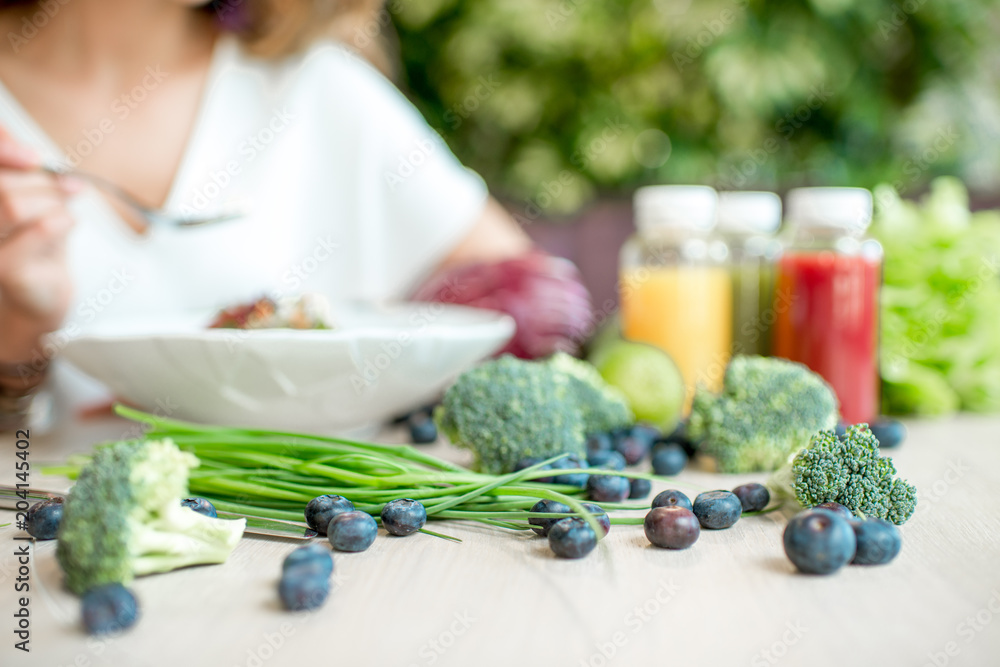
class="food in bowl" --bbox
[209,294,336,330]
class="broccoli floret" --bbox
[687,356,839,473]
[547,352,633,433]
[56,439,246,594]
[771,424,918,524]
[436,355,586,474]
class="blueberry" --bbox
[381,498,427,536]
[305,495,355,535]
[615,436,650,466]
[629,478,652,500]
[651,489,692,512]
[588,450,626,471]
[548,518,597,559]
[528,499,571,537]
[657,421,697,458]
[551,455,589,487]
[581,502,611,538]
[783,509,857,575]
[609,426,631,442]
[644,506,700,549]
[279,568,331,611]
[586,432,613,456]
[850,518,901,565]
[282,543,333,577]
[514,457,555,483]
[834,422,848,437]
[180,497,217,518]
[692,490,742,529]
[514,457,545,473]
[81,583,139,635]
[813,501,854,521]
[407,412,438,444]
[25,497,63,540]
[629,424,661,446]
[610,427,630,451]
[732,483,770,512]
[870,419,906,449]
[586,474,630,502]
[651,443,687,476]
[328,511,378,552]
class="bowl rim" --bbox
[65,302,515,345]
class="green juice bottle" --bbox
[716,191,782,357]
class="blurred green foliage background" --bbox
[392,0,1000,216]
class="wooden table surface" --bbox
[2,415,999,667]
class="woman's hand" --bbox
[0,126,80,364]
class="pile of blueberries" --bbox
[783,503,901,574]
[530,482,769,559]
[644,484,767,549]
[514,423,692,507]
[279,494,429,611]
[533,480,903,573]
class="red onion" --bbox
[412,252,593,359]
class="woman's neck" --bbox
[8,0,216,79]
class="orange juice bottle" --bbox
[620,186,732,405]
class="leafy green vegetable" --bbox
[871,178,1000,415]
[687,356,839,473]
[436,354,634,474]
[770,424,917,525]
[547,352,633,433]
[436,355,587,474]
[56,439,245,595]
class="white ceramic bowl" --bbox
[61,302,514,433]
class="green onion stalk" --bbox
[46,406,707,540]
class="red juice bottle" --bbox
[772,188,882,425]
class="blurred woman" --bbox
[0,0,589,427]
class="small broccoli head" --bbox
[791,430,850,507]
[784,424,917,524]
[688,356,839,473]
[546,352,633,434]
[57,439,245,595]
[436,355,586,474]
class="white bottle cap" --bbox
[716,191,782,235]
[633,185,718,233]
[785,187,873,232]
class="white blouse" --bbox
[0,36,489,413]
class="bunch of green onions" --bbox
[49,406,688,540]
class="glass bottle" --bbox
[772,187,883,425]
[620,185,732,400]
[716,191,782,357]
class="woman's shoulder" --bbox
[231,37,403,110]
